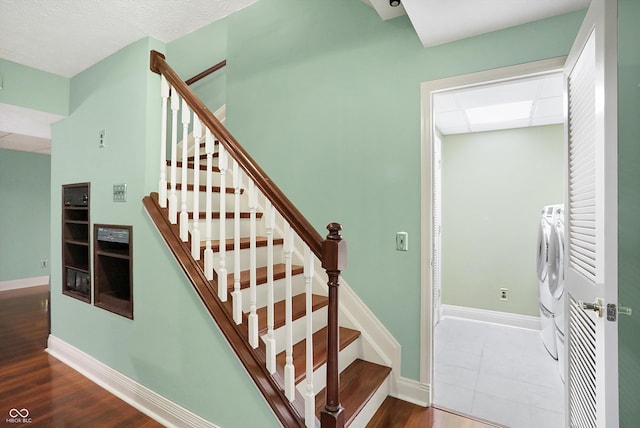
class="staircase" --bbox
[145,51,394,428]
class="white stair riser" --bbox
[210,246,286,273]
[266,306,328,355]
[295,336,362,396]
[189,217,263,240]
[176,190,250,212]
[168,166,232,187]
[239,274,306,313]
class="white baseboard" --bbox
[391,376,431,407]
[441,304,541,331]
[46,335,218,428]
[0,276,49,292]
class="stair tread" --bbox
[276,326,361,384]
[200,236,284,252]
[226,263,304,291]
[315,359,391,426]
[187,153,217,161]
[188,211,263,220]
[166,160,220,172]
[255,294,328,335]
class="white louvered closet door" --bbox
[563,0,618,427]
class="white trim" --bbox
[0,276,49,292]
[214,104,226,124]
[46,335,219,428]
[391,376,431,407]
[441,304,541,331]
[419,56,567,401]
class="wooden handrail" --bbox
[150,50,324,259]
[185,59,227,86]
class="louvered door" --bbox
[563,0,618,426]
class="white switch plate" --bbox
[396,232,408,251]
[113,184,127,202]
[99,129,106,148]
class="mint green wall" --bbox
[222,0,585,379]
[0,149,51,281]
[617,0,640,425]
[50,37,278,428]
[0,58,69,115]
[441,126,563,316]
[166,19,227,111]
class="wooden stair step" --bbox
[187,153,218,161]
[166,160,219,172]
[315,359,391,426]
[188,211,263,220]
[255,294,328,335]
[175,182,239,194]
[226,263,304,291]
[200,236,284,252]
[276,326,361,384]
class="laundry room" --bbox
[431,73,568,427]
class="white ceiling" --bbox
[434,73,565,135]
[365,0,590,47]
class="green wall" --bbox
[441,125,564,316]
[50,37,278,428]
[617,0,640,425]
[0,149,51,281]
[222,0,585,379]
[0,58,69,116]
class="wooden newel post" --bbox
[320,223,346,428]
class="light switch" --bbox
[113,184,127,202]
[396,232,408,251]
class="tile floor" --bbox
[433,317,565,428]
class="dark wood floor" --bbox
[1,285,495,428]
[0,285,162,427]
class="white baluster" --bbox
[218,144,228,302]
[168,91,180,224]
[203,129,215,281]
[179,99,191,241]
[284,223,295,402]
[158,75,169,208]
[303,245,315,426]
[191,118,202,260]
[232,160,243,324]
[265,201,276,374]
[248,180,259,348]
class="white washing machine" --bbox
[548,205,566,382]
[537,205,560,360]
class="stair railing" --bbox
[150,50,346,428]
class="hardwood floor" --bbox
[367,397,499,428]
[0,285,162,427]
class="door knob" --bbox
[581,300,604,317]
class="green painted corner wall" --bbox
[49,37,278,428]
[617,0,640,425]
[441,125,564,316]
[0,149,51,281]
[0,58,69,116]
[222,0,585,379]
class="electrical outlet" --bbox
[500,288,508,301]
[396,232,408,251]
[99,129,106,148]
[40,259,48,268]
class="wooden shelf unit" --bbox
[94,224,133,319]
[62,183,91,303]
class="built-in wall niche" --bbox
[94,224,133,319]
[62,183,91,302]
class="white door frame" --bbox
[419,57,566,401]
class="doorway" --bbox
[419,58,567,426]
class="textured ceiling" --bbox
[0,0,259,78]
